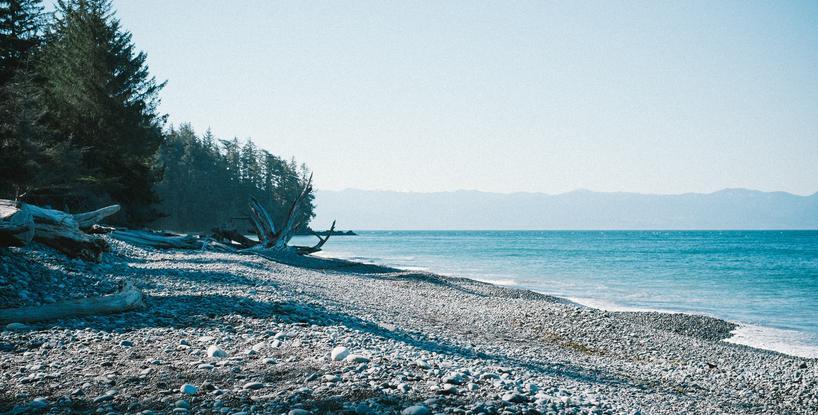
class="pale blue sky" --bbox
[107,1,817,195]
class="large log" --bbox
[0,200,35,247]
[0,282,145,324]
[296,220,336,255]
[73,204,120,229]
[26,203,109,261]
[110,229,204,250]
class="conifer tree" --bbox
[37,0,166,224]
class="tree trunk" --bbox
[0,282,145,324]
[0,200,35,247]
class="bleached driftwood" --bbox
[0,200,116,260]
[0,282,145,324]
[212,227,258,249]
[0,200,35,247]
[296,220,336,255]
[110,229,204,250]
[247,174,314,254]
[26,203,110,261]
[73,204,120,229]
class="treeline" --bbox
[0,0,314,230]
[155,124,314,232]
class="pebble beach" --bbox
[1,239,816,414]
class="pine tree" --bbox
[37,0,166,224]
[0,0,43,86]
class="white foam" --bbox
[473,278,519,286]
[567,296,818,358]
[726,324,818,358]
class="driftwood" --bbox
[247,174,316,254]
[73,205,121,229]
[26,204,110,261]
[0,282,145,324]
[0,200,117,260]
[296,220,336,255]
[212,227,258,249]
[110,229,204,250]
[0,200,35,246]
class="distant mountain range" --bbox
[312,188,818,230]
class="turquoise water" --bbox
[290,231,818,356]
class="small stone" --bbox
[401,405,430,415]
[442,372,464,385]
[251,342,266,352]
[502,392,528,403]
[437,384,458,395]
[288,410,311,415]
[207,345,227,359]
[345,354,369,363]
[414,359,431,369]
[323,374,340,382]
[179,384,198,395]
[179,339,191,346]
[331,346,349,361]
[119,340,133,347]
[30,398,48,409]
[175,400,190,409]
[243,382,264,390]
[262,357,276,364]
[197,363,214,370]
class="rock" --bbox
[502,392,528,403]
[30,397,48,409]
[323,374,340,382]
[437,383,458,395]
[4,322,27,331]
[175,400,190,409]
[197,363,214,370]
[207,345,227,358]
[442,372,464,385]
[119,340,134,347]
[288,410,311,415]
[251,342,266,352]
[179,339,191,346]
[243,381,264,390]
[179,384,198,395]
[355,403,370,414]
[345,354,369,363]
[401,405,430,415]
[331,346,349,361]
[414,359,432,369]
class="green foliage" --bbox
[0,0,316,231]
[35,0,166,224]
[154,124,315,233]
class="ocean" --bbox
[290,230,818,357]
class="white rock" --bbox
[331,346,349,361]
[179,384,198,395]
[206,345,227,359]
[251,342,266,352]
[401,406,430,415]
[345,354,369,363]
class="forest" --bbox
[0,0,315,231]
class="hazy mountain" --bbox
[312,188,818,230]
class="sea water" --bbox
[290,230,818,357]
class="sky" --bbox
[106,0,818,195]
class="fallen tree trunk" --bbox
[212,227,258,249]
[296,220,336,255]
[0,200,35,247]
[247,174,314,253]
[73,204,120,229]
[0,282,145,324]
[0,200,115,260]
[110,229,204,250]
[26,204,110,261]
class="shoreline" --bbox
[1,240,816,414]
[311,249,818,359]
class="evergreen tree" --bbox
[37,0,166,224]
[0,0,43,86]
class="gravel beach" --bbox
[1,240,816,414]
